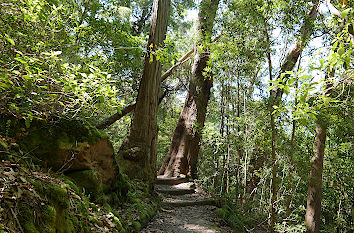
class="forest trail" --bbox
[141,176,234,233]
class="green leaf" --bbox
[284,85,290,95]
[0,82,9,89]
[25,118,31,128]
[287,78,296,85]
[338,47,345,56]
[341,8,351,18]
[98,95,104,103]
[5,34,15,46]
[6,37,15,46]
[266,85,277,92]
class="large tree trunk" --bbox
[158,0,220,178]
[96,49,193,130]
[305,122,327,233]
[116,0,170,183]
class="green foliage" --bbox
[0,0,145,124]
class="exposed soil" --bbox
[141,177,234,233]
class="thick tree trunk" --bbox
[305,122,327,233]
[158,0,220,178]
[96,49,193,130]
[158,52,213,178]
[116,0,170,183]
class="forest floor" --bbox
[141,177,234,233]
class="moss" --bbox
[132,221,141,231]
[23,223,39,233]
[30,180,44,195]
[66,169,103,202]
[18,202,35,224]
[41,205,56,225]
[61,176,80,193]
[45,184,69,208]
[0,115,108,164]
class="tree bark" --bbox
[116,0,170,183]
[96,49,193,130]
[305,122,327,233]
[158,0,220,178]
[273,1,320,99]
[305,2,346,230]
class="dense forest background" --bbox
[0,0,353,232]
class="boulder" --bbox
[0,116,117,185]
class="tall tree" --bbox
[116,0,170,183]
[263,2,320,230]
[305,1,352,231]
[305,117,327,233]
[158,0,220,178]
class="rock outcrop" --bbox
[0,116,125,197]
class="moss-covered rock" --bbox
[45,184,70,208]
[41,205,56,226]
[23,223,39,233]
[0,115,119,192]
[66,169,103,202]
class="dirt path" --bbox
[141,177,234,233]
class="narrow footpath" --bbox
[141,176,234,233]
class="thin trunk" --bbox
[221,80,226,193]
[116,0,170,184]
[158,0,220,178]
[226,107,230,194]
[243,90,248,198]
[305,2,345,227]
[265,26,277,231]
[213,154,219,194]
[224,81,230,193]
[286,117,296,218]
[286,58,301,219]
[236,78,242,183]
[305,122,327,233]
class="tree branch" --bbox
[326,0,341,18]
[96,49,193,130]
[161,49,194,82]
